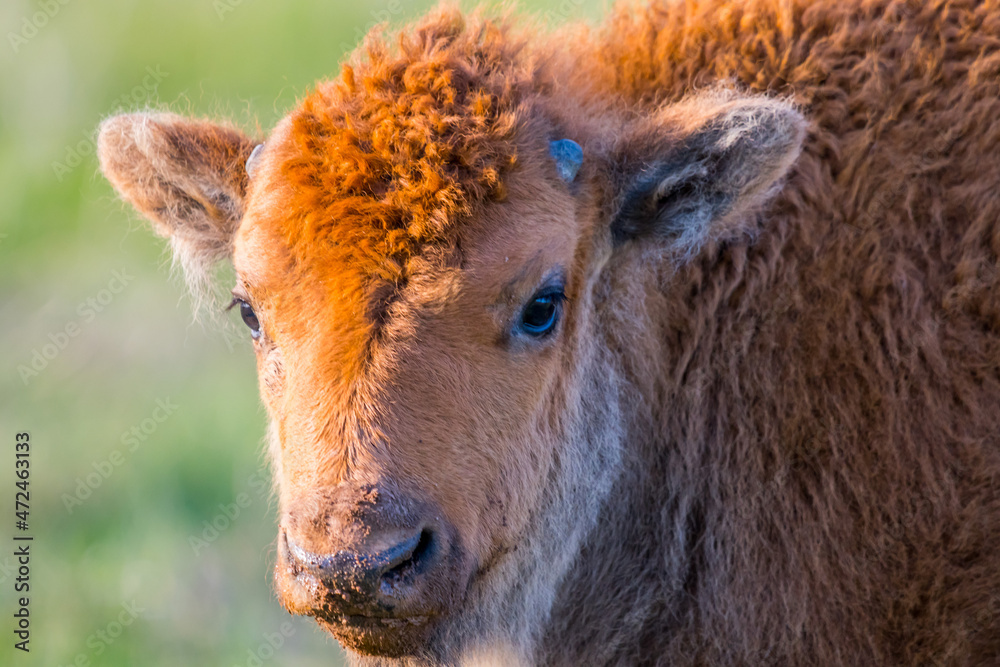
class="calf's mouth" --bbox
[274,509,473,657]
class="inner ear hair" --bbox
[611,155,724,244]
[609,94,806,252]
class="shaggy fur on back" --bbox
[538,0,1000,663]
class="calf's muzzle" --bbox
[275,489,469,656]
[283,526,438,614]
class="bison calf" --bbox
[98,0,1000,664]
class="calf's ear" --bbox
[97,113,258,291]
[611,94,805,254]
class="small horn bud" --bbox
[549,139,583,183]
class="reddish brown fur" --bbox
[98,0,1000,664]
[539,0,1000,663]
[234,13,554,483]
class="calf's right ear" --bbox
[97,113,258,285]
[610,94,805,256]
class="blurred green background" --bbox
[0,0,602,665]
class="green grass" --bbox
[0,0,603,664]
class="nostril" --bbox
[380,528,436,594]
[411,528,435,566]
[375,530,422,573]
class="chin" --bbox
[318,615,437,658]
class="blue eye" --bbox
[520,292,564,337]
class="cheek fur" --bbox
[256,344,285,404]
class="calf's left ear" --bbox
[611,94,806,253]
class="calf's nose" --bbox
[283,526,438,615]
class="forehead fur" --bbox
[251,7,549,294]
[236,7,561,429]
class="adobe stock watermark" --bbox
[845,129,963,236]
[871,0,920,42]
[538,0,589,25]
[337,0,406,54]
[17,268,134,385]
[0,555,15,585]
[62,398,179,514]
[234,622,296,667]
[189,471,270,556]
[761,130,965,326]
[55,600,145,667]
[214,0,250,21]
[219,319,251,354]
[8,0,73,54]
[52,66,169,182]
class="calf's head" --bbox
[98,10,803,663]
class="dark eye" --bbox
[520,291,564,337]
[233,299,261,339]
